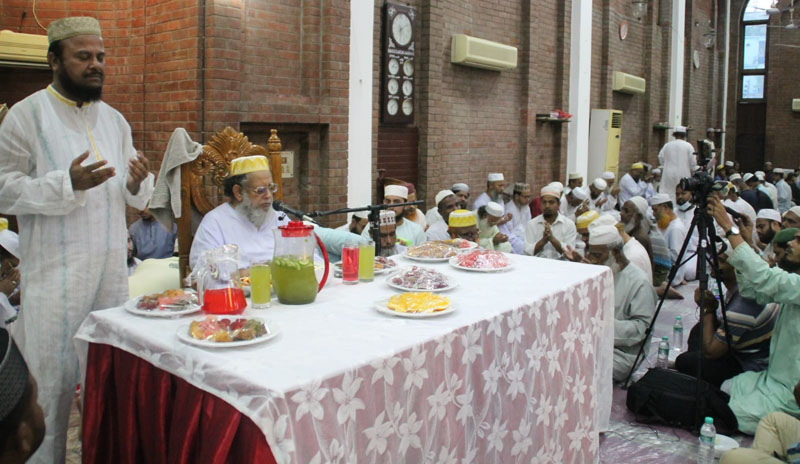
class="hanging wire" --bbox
[32,0,48,32]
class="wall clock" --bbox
[382,3,416,124]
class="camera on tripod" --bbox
[679,172,715,205]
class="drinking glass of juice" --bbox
[341,244,359,284]
[358,240,375,282]
[250,260,271,308]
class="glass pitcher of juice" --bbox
[272,221,330,304]
[192,244,247,315]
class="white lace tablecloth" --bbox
[75,253,614,464]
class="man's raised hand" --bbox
[70,151,115,191]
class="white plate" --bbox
[373,298,455,318]
[714,434,739,458]
[448,255,513,272]
[403,241,478,262]
[386,276,458,292]
[123,295,201,318]
[176,316,279,348]
[333,260,397,275]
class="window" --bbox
[740,0,770,101]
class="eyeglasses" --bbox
[248,183,279,196]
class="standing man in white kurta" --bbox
[0,17,154,463]
[658,126,697,203]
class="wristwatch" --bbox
[725,226,740,238]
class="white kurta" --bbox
[472,192,491,211]
[0,86,154,463]
[613,263,658,382]
[660,218,687,265]
[559,195,580,222]
[523,213,577,260]
[190,203,290,269]
[618,173,652,206]
[624,238,653,284]
[601,191,618,212]
[658,139,697,203]
[424,207,442,226]
[724,198,757,224]
[425,218,450,241]
[504,199,531,241]
[764,182,779,209]
[362,218,427,246]
[777,179,793,213]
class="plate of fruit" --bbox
[374,292,454,318]
[177,316,278,348]
[386,266,457,292]
[124,289,201,317]
[449,250,513,272]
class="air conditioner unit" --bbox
[612,71,646,95]
[0,30,49,67]
[451,34,517,71]
[588,109,623,182]
[793,98,800,112]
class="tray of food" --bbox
[387,266,456,292]
[404,239,476,261]
[124,289,201,317]
[374,256,397,274]
[177,316,278,348]
[449,249,512,272]
[374,292,454,318]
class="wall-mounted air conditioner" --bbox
[0,30,49,68]
[612,71,646,95]
[451,34,517,71]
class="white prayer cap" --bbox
[785,206,800,219]
[629,196,649,217]
[743,173,755,182]
[602,171,616,180]
[725,161,734,167]
[379,210,396,225]
[548,181,564,192]
[541,185,561,199]
[487,173,505,182]
[707,127,715,133]
[673,125,687,134]
[757,209,782,223]
[513,182,530,193]
[755,171,765,181]
[353,210,369,220]
[451,183,469,193]
[571,186,589,201]
[384,184,408,199]
[592,214,618,228]
[588,224,622,246]
[568,172,582,180]
[0,230,19,260]
[486,202,504,217]
[592,178,607,190]
[651,168,661,175]
[435,190,455,205]
[649,193,671,206]
[728,173,742,182]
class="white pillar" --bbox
[567,0,593,182]
[668,0,686,139]
[348,2,375,211]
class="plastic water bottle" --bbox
[709,278,721,302]
[698,416,716,464]
[656,336,669,369]
[673,316,684,352]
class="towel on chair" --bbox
[150,128,203,230]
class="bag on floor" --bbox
[626,367,738,434]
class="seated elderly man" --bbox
[560,186,588,222]
[473,173,506,210]
[0,328,46,464]
[755,209,783,263]
[650,193,692,283]
[448,209,479,242]
[477,202,512,252]
[190,155,290,269]
[707,197,800,434]
[377,210,405,257]
[504,182,532,239]
[337,210,369,235]
[567,172,583,189]
[619,162,653,206]
[600,171,620,212]
[426,190,457,241]
[450,183,470,210]
[587,178,608,211]
[586,222,656,383]
[363,184,426,246]
[524,184,577,260]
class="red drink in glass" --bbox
[202,287,247,314]
[341,246,359,284]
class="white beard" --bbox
[235,195,274,228]
[605,255,622,278]
[624,219,636,234]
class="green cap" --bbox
[676,316,682,320]
[705,417,714,424]
[662,336,669,341]
[775,228,799,245]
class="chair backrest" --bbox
[177,127,283,281]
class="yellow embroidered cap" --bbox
[631,162,644,170]
[448,210,477,228]
[0,218,7,231]
[229,155,270,177]
[576,210,600,230]
[47,17,102,44]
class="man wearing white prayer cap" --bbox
[377,210,404,257]
[619,162,653,206]
[426,190,458,241]
[337,210,370,235]
[743,173,775,212]
[650,193,686,269]
[650,168,662,193]
[756,171,780,209]
[560,186,588,222]
[567,172,583,189]
[0,16,156,462]
[473,173,506,211]
[725,183,757,225]
[756,209,783,262]
[783,206,800,229]
[586,222,656,383]
[588,178,608,211]
[658,125,697,203]
[362,184,426,246]
[775,169,793,214]
[451,183,470,209]
[599,171,620,212]
[524,185,577,260]
[502,183,530,253]
[477,202,512,252]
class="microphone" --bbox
[272,200,306,219]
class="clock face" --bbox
[402,99,413,116]
[388,78,399,95]
[387,99,399,116]
[392,13,412,47]
[388,58,400,75]
[402,80,413,96]
[403,59,414,76]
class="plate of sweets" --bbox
[387,266,457,292]
[404,239,477,262]
[374,292,454,318]
[124,289,201,317]
[177,316,278,348]
[449,249,513,272]
[374,256,397,274]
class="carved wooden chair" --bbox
[177,127,284,281]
